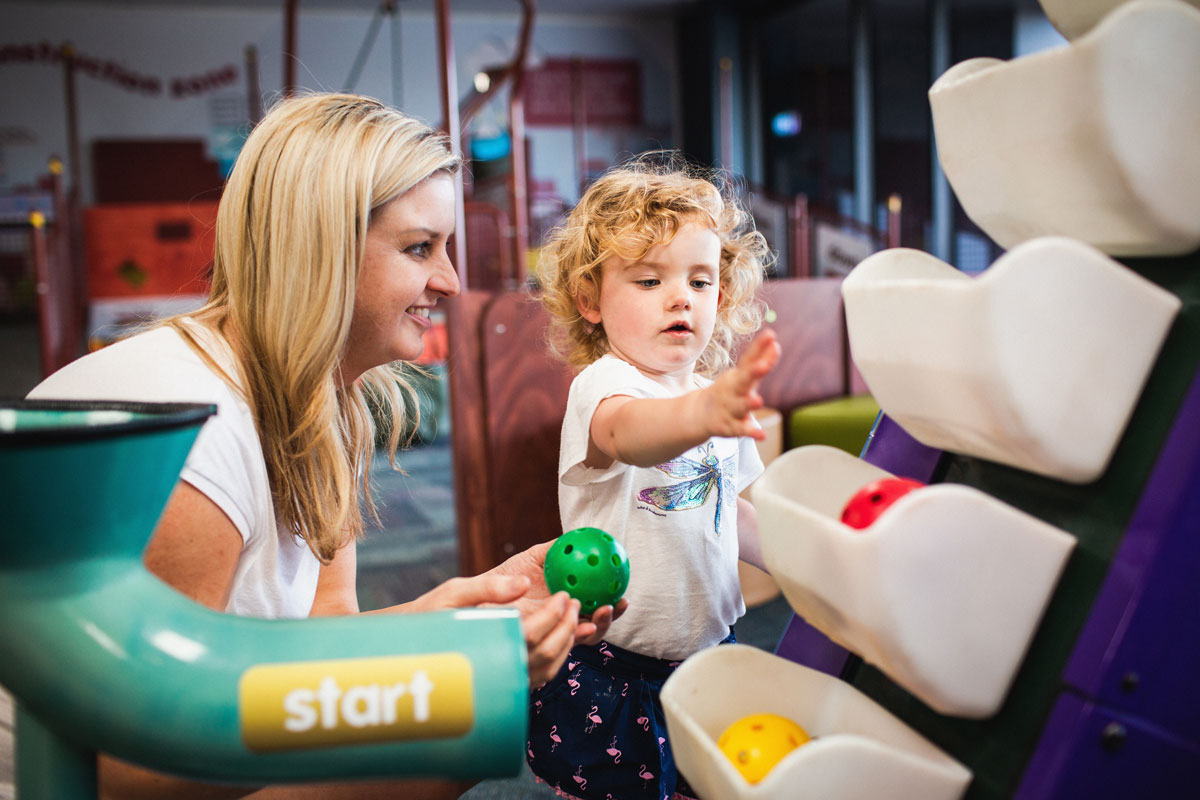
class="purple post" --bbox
[1018,367,1200,796]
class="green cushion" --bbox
[788,394,881,456]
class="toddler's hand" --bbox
[699,329,780,440]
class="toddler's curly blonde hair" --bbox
[536,153,771,376]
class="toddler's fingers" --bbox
[749,331,781,375]
[574,620,599,643]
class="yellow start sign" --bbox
[239,653,475,752]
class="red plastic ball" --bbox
[840,477,924,529]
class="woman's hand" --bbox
[396,542,626,687]
[399,573,535,614]
[489,541,628,685]
[490,541,627,642]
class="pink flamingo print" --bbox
[638,764,655,788]
[568,660,578,671]
[549,725,562,752]
[567,676,581,696]
[658,736,666,756]
[527,745,535,761]
[606,736,622,764]
[534,699,543,715]
[636,715,650,732]
[572,766,587,792]
[598,643,614,664]
[585,705,603,733]
[621,682,629,697]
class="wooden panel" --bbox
[91,139,223,204]
[481,292,574,567]
[446,289,496,579]
[754,277,846,416]
[524,58,642,127]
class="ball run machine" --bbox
[0,400,529,797]
[661,1,1200,798]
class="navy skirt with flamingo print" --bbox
[526,632,734,800]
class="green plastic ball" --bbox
[543,527,630,615]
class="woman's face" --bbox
[342,173,459,382]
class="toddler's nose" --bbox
[667,283,692,310]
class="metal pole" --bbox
[435,0,494,579]
[245,45,262,124]
[435,0,467,278]
[887,193,902,249]
[718,56,734,171]
[930,0,953,263]
[283,0,298,97]
[61,43,81,202]
[745,26,765,188]
[390,1,403,108]
[851,0,874,227]
[571,57,587,196]
[506,0,534,283]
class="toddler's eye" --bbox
[636,279,659,287]
[691,279,712,289]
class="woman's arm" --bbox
[339,539,620,687]
[142,481,244,611]
[589,330,780,469]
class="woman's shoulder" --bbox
[27,323,239,407]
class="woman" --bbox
[29,92,617,798]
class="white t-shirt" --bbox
[27,324,320,620]
[558,355,764,660]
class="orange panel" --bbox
[84,202,218,299]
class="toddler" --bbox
[527,154,780,800]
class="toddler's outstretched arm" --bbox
[588,329,781,469]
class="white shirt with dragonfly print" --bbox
[558,355,764,661]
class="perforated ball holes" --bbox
[543,527,631,615]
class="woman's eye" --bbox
[406,242,431,258]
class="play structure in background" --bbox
[660,1,1200,797]
[0,400,531,798]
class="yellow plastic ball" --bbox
[717,713,811,784]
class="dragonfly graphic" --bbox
[637,442,736,535]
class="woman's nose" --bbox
[432,252,462,298]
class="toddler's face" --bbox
[580,220,721,385]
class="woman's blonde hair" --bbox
[536,153,770,375]
[169,92,459,562]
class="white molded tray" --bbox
[661,644,972,800]
[929,0,1200,256]
[842,238,1180,483]
[750,446,1076,718]
[1040,0,1200,40]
